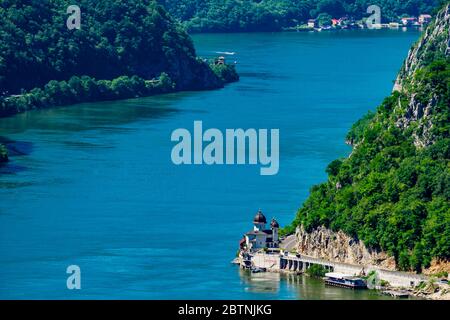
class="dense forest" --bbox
[285,4,450,272]
[159,0,442,32]
[0,0,238,116]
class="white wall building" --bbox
[242,210,280,251]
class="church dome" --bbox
[271,219,279,228]
[253,210,267,224]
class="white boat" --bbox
[216,51,236,55]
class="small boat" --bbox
[216,51,236,55]
[324,272,367,289]
[251,267,267,273]
[382,290,410,298]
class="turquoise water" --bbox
[0,30,420,299]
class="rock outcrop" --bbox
[423,258,450,276]
[295,226,396,270]
[292,4,450,273]
[393,4,450,148]
[394,5,450,91]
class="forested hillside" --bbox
[0,0,238,116]
[287,3,450,272]
[159,0,441,32]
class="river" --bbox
[0,30,420,299]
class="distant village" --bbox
[287,14,433,32]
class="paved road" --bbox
[278,234,428,285]
[281,234,296,251]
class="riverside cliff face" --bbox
[295,226,449,274]
[394,5,450,92]
[291,4,450,275]
[394,5,450,148]
[295,226,397,270]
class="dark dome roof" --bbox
[271,219,279,228]
[253,210,267,224]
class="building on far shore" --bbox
[240,210,280,252]
[400,15,432,27]
[419,14,432,25]
[389,22,400,29]
[401,17,417,26]
[307,19,317,28]
[331,17,351,27]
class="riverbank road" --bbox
[281,235,296,251]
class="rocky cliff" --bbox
[290,4,449,274]
[295,225,450,275]
[394,5,450,147]
[295,225,397,270]
[394,5,450,91]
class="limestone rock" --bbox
[295,225,396,270]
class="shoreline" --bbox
[189,25,423,35]
[234,251,450,300]
[1,62,238,119]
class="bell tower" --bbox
[271,218,279,244]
